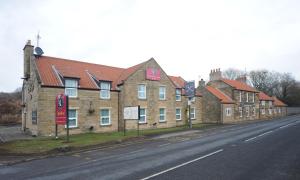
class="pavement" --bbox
[0,115,299,180]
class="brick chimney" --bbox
[198,79,206,89]
[209,68,222,81]
[235,75,247,83]
[23,40,34,78]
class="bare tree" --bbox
[222,68,245,80]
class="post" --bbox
[66,95,69,142]
[55,124,58,139]
[137,105,140,136]
[124,119,126,136]
[188,98,192,129]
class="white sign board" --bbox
[124,106,139,120]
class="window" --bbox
[100,82,110,99]
[65,79,78,97]
[246,92,249,102]
[190,108,196,119]
[278,108,281,114]
[138,84,146,99]
[225,108,232,116]
[239,107,243,117]
[269,109,272,115]
[246,106,250,117]
[159,108,166,122]
[253,107,256,116]
[252,93,255,102]
[159,86,166,100]
[175,89,181,101]
[269,101,272,106]
[274,108,276,114]
[191,97,195,102]
[32,110,37,124]
[239,91,242,102]
[68,109,77,128]
[261,108,265,115]
[176,108,181,120]
[261,101,265,106]
[139,108,146,123]
[100,109,111,125]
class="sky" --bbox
[0,0,300,92]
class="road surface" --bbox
[0,115,299,180]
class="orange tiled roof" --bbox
[272,97,287,107]
[258,92,273,101]
[221,78,258,92]
[206,86,234,104]
[35,56,146,90]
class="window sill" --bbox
[138,98,147,100]
[100,124,112,127]
[138,122,147,125]
[176,119,182,121]
[65,126,79,129]
[100,97,111,100]
[159,121,167,123]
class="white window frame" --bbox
[100,82,111,99]
[139,108,147,124]
[65,79,78,98]
[138,84,146,99]
[262,100,265,106]
[253,107,256,116]
[100,108,111,126]
[225,108,232,116]
[269,108,272,115]
[176,108,181,121]
[159,86,166,100]
[175,89,181,101]
[261,108,265,115]
[191,97,195,102]
[239,107,243,117]
[246,92,249,102]
[252,93,255,102]
[274,108,276,114]
[239,91,242,102]
[190,107,196,119]
[269,101,272,107]
[67,109,78,128]
[159,108,166,122]
[278,108,281,114]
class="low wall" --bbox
[287,107,300,115]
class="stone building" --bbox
[272,97,287,117]
[22,41,202,136]
[203,69,260,122]
[258,92,274,120]
[198,79,235,123]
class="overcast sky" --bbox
[0,0,300,92]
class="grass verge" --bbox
[0,123,217,155]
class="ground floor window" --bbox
[176,108,181,120]
[159,108,166,122]
[139,108,146,123]
[32,110,37,125]
[246,106,250,117]
[268,109,272,115]
[225,108,232,116]
[239,107,243,117]
[190,108,196,119]
[261,108,265,115]
[68,109,78,128]
[100,109,111,126]
[278,108,281,113]
[253,107,256,116]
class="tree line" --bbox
[0,88,22,124]
[222,68,300,106]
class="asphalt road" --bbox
[0,115,299,180]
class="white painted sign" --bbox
[124,106,139,120]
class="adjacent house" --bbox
[201,69,260,123]
[22,40,202,136]
[258,92,274,120]
[272,96,287,117]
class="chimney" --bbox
[236,75,247,83]
[23,40,34,78]
[198,79,206,89]
[209,68,222,81]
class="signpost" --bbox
[123,106,140,136]
[185,81,195,129]
[55,94,69,142]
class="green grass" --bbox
[0,123,217,154]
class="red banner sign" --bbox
[146,68,161,81]
[55,94,68,125]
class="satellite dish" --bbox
[35,47,44,56]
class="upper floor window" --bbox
[239,91,242,102]
[65,79,78,98]
[225,108,232,116]
[175,89,181,101]
[261,100,265,106]
[100,82,111,99]
[159,86,166,100]
[252,93,255,102]
[246,92,249,102]
[269,101,272,106]
[138,84,146,99]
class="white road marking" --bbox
[158,143,171,147]
[140,149,223,180]
[279,124,291,129]
[245,130,273,142]
[128,149,145,154]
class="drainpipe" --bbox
[220,103,223,124]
